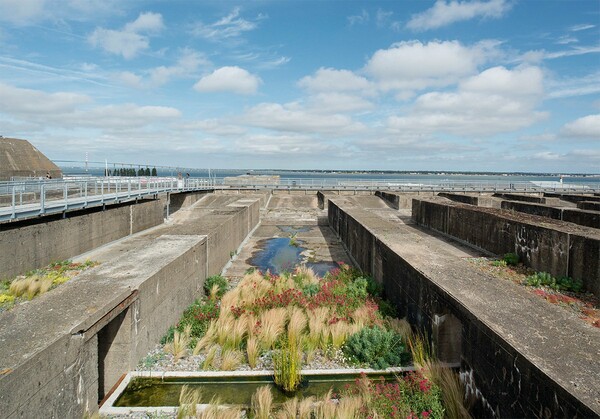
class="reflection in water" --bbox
[249,237,338,276]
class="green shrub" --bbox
[163,299,220,346]
[203,275,228,299]
[377,299,397,319]
[525,272,583,292]
[301,283,320,297]
[346,277,368,301]
[365,276,383,297]
[343,326,410,369]
[502,253,520,266]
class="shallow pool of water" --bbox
[114,373,396,407]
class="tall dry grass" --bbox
[297,396,315,419]
[275,397,298,419]
[336,395,363,419]
[246,336,260,368]
[221,349,243,371]
[330,321,351,348]
[177,385,201,419]
[165,324,191,361]
[9,275,54,300]
[385,317,412,341]
[258,308,287,349]
[287,306,307,342]
[251,385,273,419]
[314,389,336,419]
[202,345,218,370]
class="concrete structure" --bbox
[328,196,599,417]
[578,201,600,211]
[223,174,280,186]
[0,138,62,180]
[0,193,261,418]
[493,192,560,205]
[1,189,599,418]
[545,192,600,203]
[374,191,436,209]
[501,200,600,229]
[437,192,499,208]
[412,198,600,296]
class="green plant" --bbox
[377,299,397,318]
[203,275,228,299]
[343,326,410,369]
[502,253,520,266]
[289,233,299,247]
[273,337,303,392]
[301,282,320,297]
[365,276,383,297]
[525,272,583,292]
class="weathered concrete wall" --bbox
[0,235,206,418]
[328,199,599,417]
[375,191,436,209]
[413,199,600,296]
[438,192,498,208]
[502,200,600,229]
[0,199,163,279]
[578,201,600,211]
[167,190,212,215]
[493,192,560,205]
[545,192,600,203]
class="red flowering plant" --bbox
[345,372,444,419]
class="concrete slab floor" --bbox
[224,196,352,279]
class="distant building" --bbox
[0,137,62,180]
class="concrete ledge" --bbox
[328,198,600,417]
[0,235,206,418]
[0,199,163,279]
[493,192,560,205]
[375,191,436,209]
[413,198,600,296]
[545,192,600,203]
[438,192,498,208]
[578,201,600,211]
[501,200,600,229]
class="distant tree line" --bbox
[104,167,158,176]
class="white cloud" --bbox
[561,114,600,139]
[88,12,164,59]
[387,66,547,137]
[308,92,374,113]
[240,102,365,134]
[407,0,511,31]
[547,71,600,99]
[124,11,164,33]
[191,7,264,41]
[149,50,210,86]
[348,10,369,26]
[194,66,261,95]
[234,134,333,155]
[556,36,578,45]
[0,0,46,24]
[0,82,180,131]
[570,24,595,32]
[364,40,496,91]
[298,68,373,93]
[0,82,91,114]
[118,71,143,88]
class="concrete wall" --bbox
[578,201,600,211]
[413,199,600,296]
[0,193,262,418]
[501,200,600,229]
[328,200,598,418]
[0,235,206,418]
[0,199,163,280]
[545,192,600,203]
[437,192,498,208]
[375,191,436,209]
[493,193,560,205]
[166,190,212,216]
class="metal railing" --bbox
[1,176,598,222]
[0,176,215,222]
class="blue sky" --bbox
[0,0,598,172]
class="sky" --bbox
[0,0,598,173]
